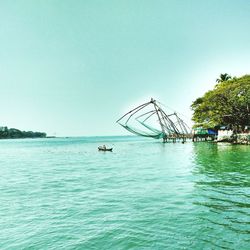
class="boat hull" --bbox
[98,147,113,152]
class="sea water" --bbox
[0,136,249,249]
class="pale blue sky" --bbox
[0,0,250,136]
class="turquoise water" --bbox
[0,136,249,249]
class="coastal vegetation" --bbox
[0,126,46,139]
[191,74,250,132]
[216,73,232,83]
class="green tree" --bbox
[216,73,232,83]
[191,75,250,131]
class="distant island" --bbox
[0,126,46,139]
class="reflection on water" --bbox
[0,138,249,249]
[192,143,250,249]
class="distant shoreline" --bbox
[0,126,46,139]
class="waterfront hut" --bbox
[192,127,217,141]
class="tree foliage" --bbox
[216,73,232,83]
[0,127,46,139]
[191,75,250,130]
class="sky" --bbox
[0,0,250,136]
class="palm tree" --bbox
[216,73,232,83]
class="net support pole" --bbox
[152,99,166,142]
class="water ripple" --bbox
[0,138,249,249]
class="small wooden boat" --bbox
[98,146,113,152]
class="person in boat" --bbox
[103,145,106,150]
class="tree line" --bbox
[0,127,46,139]
[191,74,250,132]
